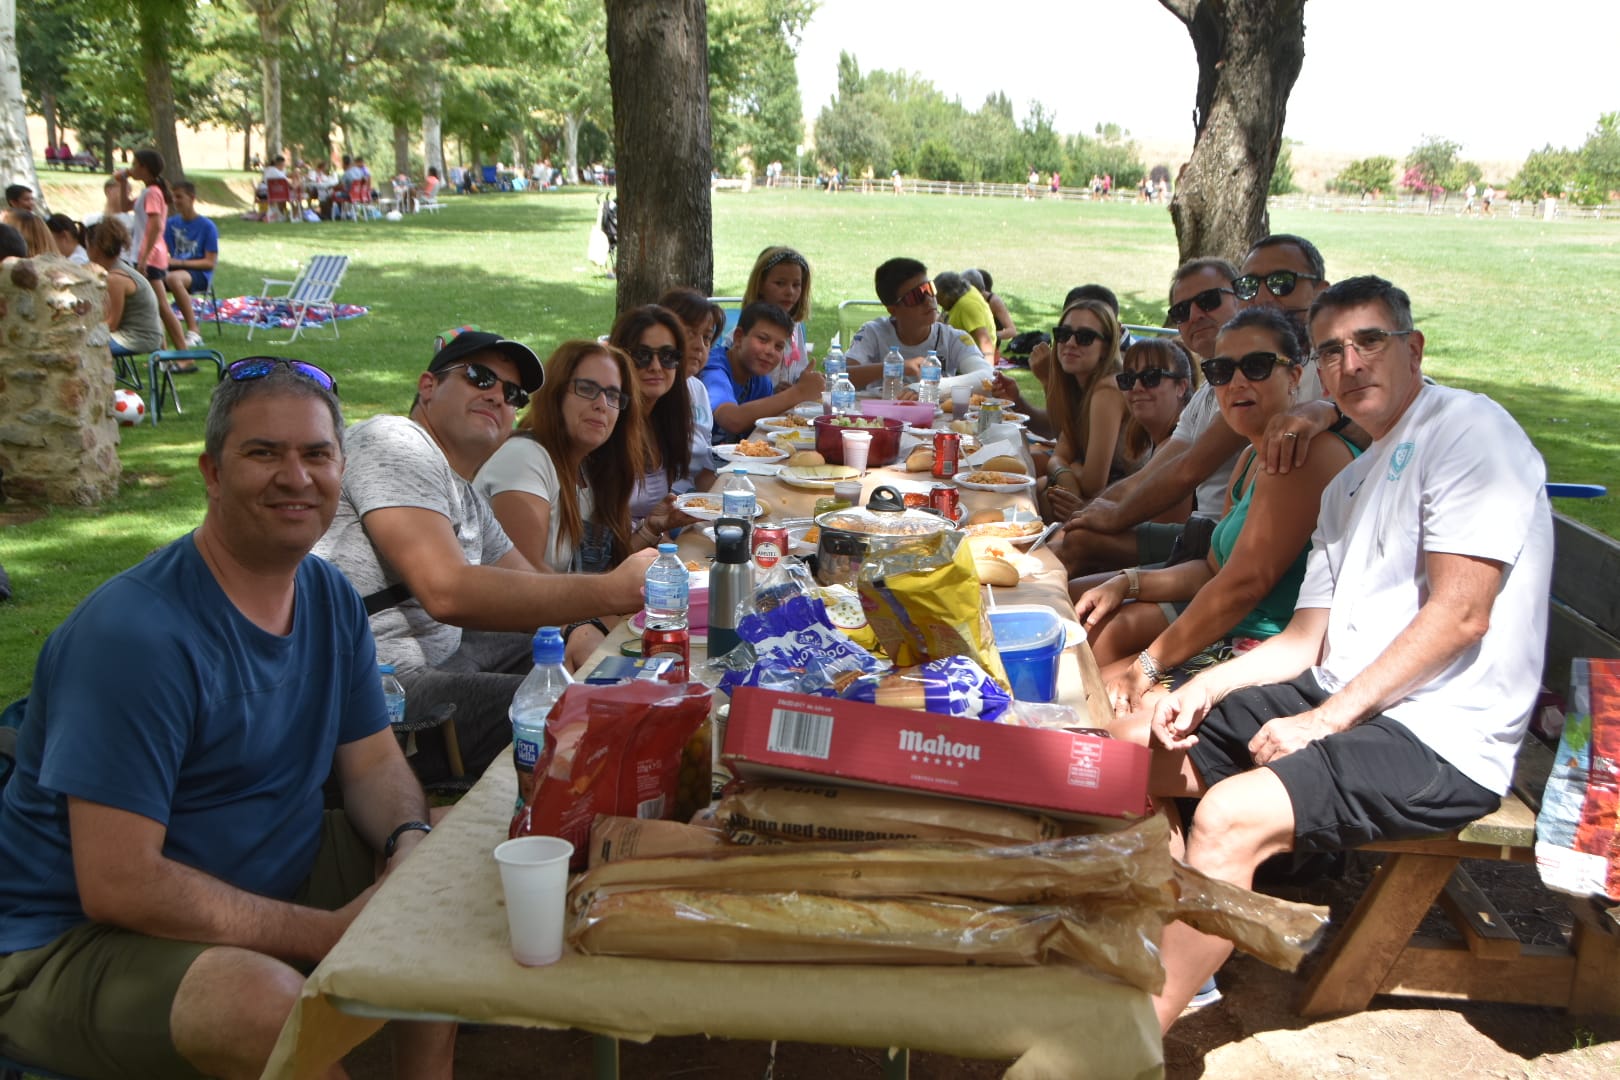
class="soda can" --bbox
[975,402,1003,435]
[642,624,689,682]
[932,430,962,478]
[752,524,788,569]
[929,484,960,521]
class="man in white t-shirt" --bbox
[1144,275,1554,1030]
[844,257,991,396]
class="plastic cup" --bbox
[832,479,863,506]
[841,430,873,474]
[493,836,574,966]
[950,384,972,417]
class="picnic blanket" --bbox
[187,296,370,331]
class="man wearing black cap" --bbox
[314,327,657,785]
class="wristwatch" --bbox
[1123,567,1141,600]
[1137,650,1166,683]
[1328,403,1353,434]
[384,820,432,858]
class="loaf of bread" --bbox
[974,557,1019,587]
[980,455,1028,475]
[905,446,935,472]
[788,450,826,467]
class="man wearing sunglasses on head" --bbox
[314,328,659,787]
[1144,276,1552,1031]
[844,257,991,394]
[704,301,826,440]
[0,360,455,1078]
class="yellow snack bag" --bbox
[856,531,1009,689]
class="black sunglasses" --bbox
[629,345,681,370]
[1232,270,1323,301]
[1200,351,1296,387]
[1114,368,1178,391]
[441,361,528,408]
[227,356,338,394]
[1167,287,1236,325]
[1052,325,1106,347]
[570,377,630,411]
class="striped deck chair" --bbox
[247,254,351,343]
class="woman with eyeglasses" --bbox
[1072,307,1360,740]
[1041,299,1129,522]
[608,305,700,547]
[657,287,726,492]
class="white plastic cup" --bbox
[493,836,574,966]
[841,430,873,474]
[950,384,972,417]
[832,479,863,506]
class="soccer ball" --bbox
[113,388,147,426]
[385,210,404,222]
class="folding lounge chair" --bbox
[246,254,351,344]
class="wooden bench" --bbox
[1300,512,1620,1017]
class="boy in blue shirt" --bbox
[163,180,219,347]
[702,302,824,440]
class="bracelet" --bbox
[384,820,432,859]
[1137,650,1166,683]
[563,618,608,644]
[1123,567,1140,600]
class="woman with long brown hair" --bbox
[1042,298,1128,520]
[608,304,699,548]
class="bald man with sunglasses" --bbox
[314,329,657,787]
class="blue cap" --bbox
[532,626,565,664]
[379,664,395,675]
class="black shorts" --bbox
[1187,673,1501,852]
[142,264,167,283]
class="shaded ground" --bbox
[346,853,1620,1078]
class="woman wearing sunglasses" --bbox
[1073,307,1359,739]
[608,305,700,545]
[658,287,726,492]
[1117,337,1195,484]
[475,341,645,579]
[1042,299,1129,522]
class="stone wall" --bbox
[0,254,121,506]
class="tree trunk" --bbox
[253,2,286,159]
[393,121,410,176]
[562,113,580,183]
[0,0,40,206]
[241,114,253,170]
[422,72,444,177]
[605,0,713,308]
[42,87,57,151]
[1160,0,1306,263]
[136,4,185,179]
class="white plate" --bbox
[777,464,860,490]
[768,428,817,449]
[963,520,1046,546]
[674,493,765,521]
[785,520,820,555]
[953,471,1037,493]
[713,444,789,465]
[755,415,813,433]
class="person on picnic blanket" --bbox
[0,361,454,1078]
[1145,275,1553,1031]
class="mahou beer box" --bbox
[723,687,1152,821]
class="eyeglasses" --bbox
[1310,328,1414,368]
[1052,325,1106,347]
[895,280,936,308]
[1232,270,1323,301]
[629,345,681,370]
[1200,351,1296,386]
[1167,287,1236,325]
[440,362,528,408]
[1114,368,1178,391]
[570,378,629,411]
[227,356,338,394]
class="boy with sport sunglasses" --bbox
[843,256,992,395]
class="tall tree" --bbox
[605,0,712,309]
[1159,0,1306,263]
[0,0,40,204]
[1579,112,1620,204]
[241,0,293,160]
[134,0,190,177]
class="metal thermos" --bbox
[708,517,753,659]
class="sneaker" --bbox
[1186,976,1222,1010]
[184,330,205,348]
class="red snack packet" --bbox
[510,681,712,869]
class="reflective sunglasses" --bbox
[1052,324,1106,347]
[1232,269,1323,301]
[570,377,629,411]
[629,345,681,370]
[440,361,528,408]
[895,280,936,308]
[1310,327,1414,368]
[1114,368,1178,391]
[227,356,338,394]
[1200,351,1296,387]
[1166,286,1236,325]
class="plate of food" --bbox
[785,520,820,555]
[966,536,1044,577]
[674,493,765,521]
[953,470,1037,493]
[755,414,814,433]
[963,518,1046,545]
[768,428,818,450]
[712,439,789,464]
[777,463,860,490]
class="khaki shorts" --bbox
[0,810,376,1080]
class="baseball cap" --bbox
[428,325,544,392]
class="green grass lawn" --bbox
[1,185,1614,701]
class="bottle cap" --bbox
[532,626,565,664]
[658,542,678,554]
[732,467,745,475]
[379,664,396,675]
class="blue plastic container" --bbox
[988,606,1066,703]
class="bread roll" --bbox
[788,450,826,467]
[967,509,1006,526]
[974,557,1019,587]
[949,420,976,435]
[981,455,1028,475]
[905,447,935,472]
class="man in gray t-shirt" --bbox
[844,256,991,395]
[313,328,655,784]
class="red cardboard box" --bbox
[722,687,1151,822]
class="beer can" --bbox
[932,431,962,478]
[752,524,788,569]
[975,402,1003,435]
[929,484,960,521]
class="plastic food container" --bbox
[860,399,937,427]
[814,415,904,466]
[988,605,1066,703]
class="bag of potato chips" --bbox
[857,530,1009,689]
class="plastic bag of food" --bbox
[1163,861,1329,971]
[845,655,1012,721]
[857,530,1009,689]
[715,781,1059,844]
[714,593,889,699]
[511,681,712,869]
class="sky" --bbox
[793,1,1620,166]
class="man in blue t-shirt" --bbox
[0,362,454,1078]
[702,301,824,440]
[163,179,219,347]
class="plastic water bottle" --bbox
[509,627,572,807]
[882,346,905,400]
[643,543,690,681]
[721,468,757,520]
[830,371,857,415]
[379,664,406,727]
[823,346,846,380]
[918,350,942,405]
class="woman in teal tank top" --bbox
[1073,308,1361,742]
